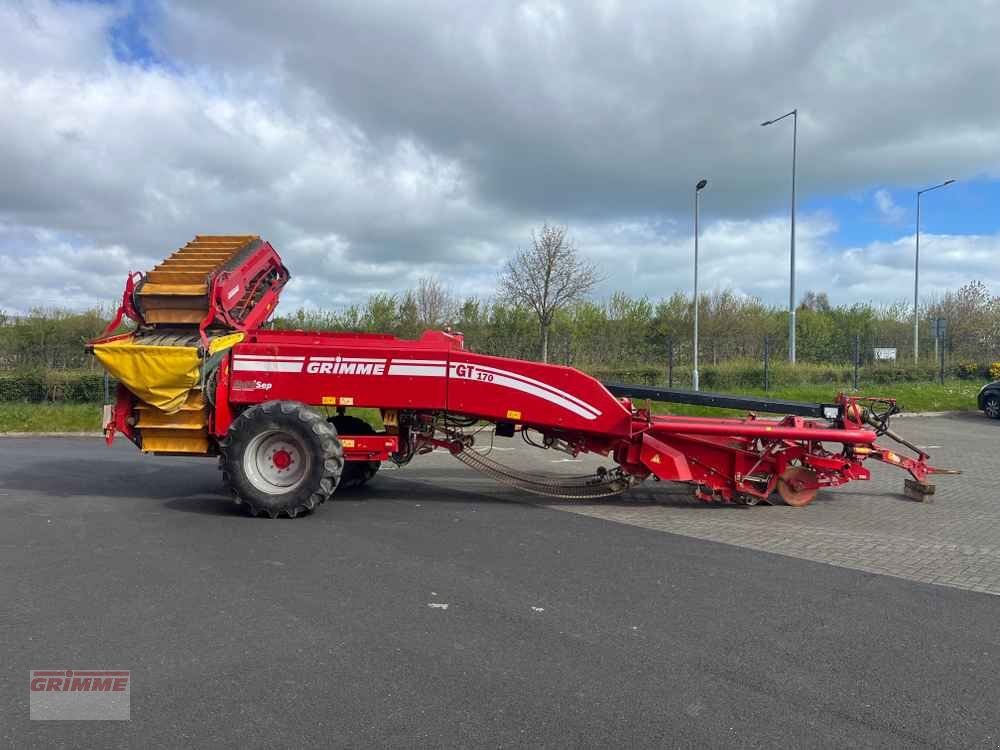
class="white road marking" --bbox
[531,606,545,613]
[428,602,449,610]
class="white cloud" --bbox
[578,214,1000,310]
[873,189,905,225]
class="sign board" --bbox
[932,318,947,338]
[873,348,897,361]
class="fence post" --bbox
[763,336,770,392]
[939,334,945,385]
[667,338,674,388]
[104,372,110,403]
[853,335,860,391]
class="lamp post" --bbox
[914,179,955,363]
[693,178,708,391]
[761,109,798,364]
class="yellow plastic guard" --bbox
[208,332,245,355]
[93,338,200,412]
[93,332,244,412]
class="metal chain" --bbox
[453,445,636,501]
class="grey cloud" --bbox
[162,0,1000,220]
[1,0,999,316]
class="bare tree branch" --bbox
[414,276,454,328]
[497,224,601,361]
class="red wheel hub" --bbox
[272,449,294,470]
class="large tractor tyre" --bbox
[329,415,380,491]
[220,401,344,518]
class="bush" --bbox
[587,366,662,385]
[989,362,1000,380]
[0,370,110,403]
[955,360,986,379]
[584,360,976,391]
[0,371,48,402]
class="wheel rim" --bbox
[777,466,819,507]
[986,398,1000,418]
[243,429,311,495]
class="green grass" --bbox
[0,380,985,433]
[0,403,387,433]
[0,402,104,432]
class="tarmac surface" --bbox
[1,422,999,748]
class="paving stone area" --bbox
[409,411,1000,595]
[548,412,1000,595]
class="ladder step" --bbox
[136,409,207,429]
[147,270,212,285]
[138,284,208,296]
[155,262,219,272]
[140,428,210,454]
[170,251,234,259]
[141,309,207,324]
[193,234,258,242]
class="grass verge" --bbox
[0,403,103,432]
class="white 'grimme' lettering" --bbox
[306,359,386,375]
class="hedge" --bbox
[0,371,112,403]
[586,359,991,390]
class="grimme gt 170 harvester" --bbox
[90,236,953,518]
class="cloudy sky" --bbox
[2,0,999,315]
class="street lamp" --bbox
[693,178,708,391]
[914,179,955,363]
[761,109,798,364]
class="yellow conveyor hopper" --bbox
[136,235,259,325]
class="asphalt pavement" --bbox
[1,434,998,748]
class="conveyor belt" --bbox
[136,235,259,325]
[602,382,841,419]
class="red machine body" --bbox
[222,329,632,437]
[210,328,944,505]
[94,236,952,515]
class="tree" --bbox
[498,224,600,362]
[799,290,831,312]
[363,293,398,332]
[415,276,453,328]
[397,291,420,339]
